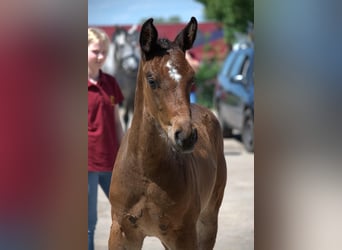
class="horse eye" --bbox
[147,78,157,89]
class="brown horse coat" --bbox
[109,17,227,250]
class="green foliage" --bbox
[195,59,221,108]
[195,0,254,44]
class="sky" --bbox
[88,0,205,26]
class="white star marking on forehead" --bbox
[166,60,181,83]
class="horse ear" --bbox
[139,18,158,58]
[174,17,197,52]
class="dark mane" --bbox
[157,38,172,49]
[143,38,174,60]
[144,38,179,60]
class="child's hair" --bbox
[88,27,110,48]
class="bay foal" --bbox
[109,17,227,250]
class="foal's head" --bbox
[138,17,198,153]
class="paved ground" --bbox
[94,136,254,250]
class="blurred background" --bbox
[1,0,341,249]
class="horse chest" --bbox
[125,176,196,236]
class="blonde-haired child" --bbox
[88,27,124,250]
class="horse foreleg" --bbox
[161,225,198,250]
[196,170,226,250]
[196,209,219,250]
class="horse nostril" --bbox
[191,128,198,142]
[174,128,198,151]
[174,130,182,142]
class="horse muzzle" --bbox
[174,127,198,153]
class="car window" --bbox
[247,56,254,85]
[221,51,237,77]
[230,52,249,77]
[246,52,255,84]
[241,56,250,76]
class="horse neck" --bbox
[130,63,144,123]
[115,66,136,79]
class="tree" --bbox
[196,0,253,44]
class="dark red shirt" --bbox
[88,71,124,172]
